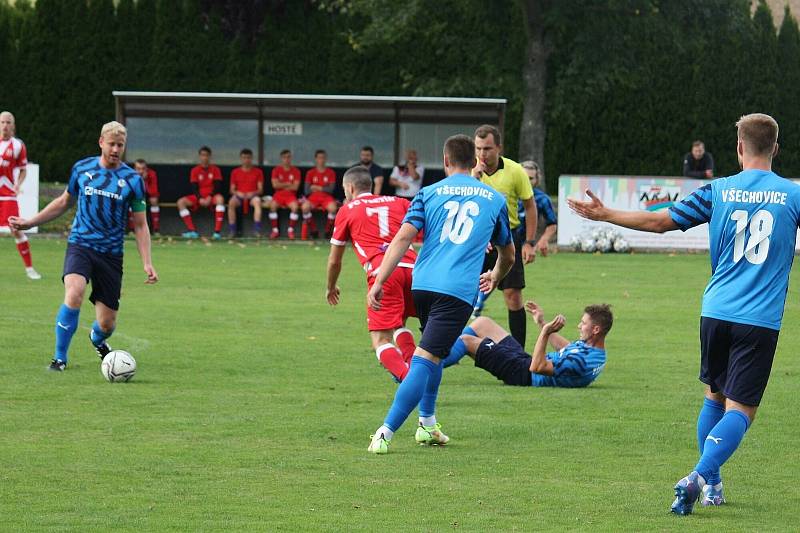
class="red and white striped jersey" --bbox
[0,137,27,197]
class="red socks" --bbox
[376,343,409,382]
[214,205,225,232]
[393,328,416,363]
[15,237,32,268]
[179,208,196,231]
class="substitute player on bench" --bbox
[177,146,226,239]
[9,121,158,371]
[326,165,417,382]
[301,149,338,240]
[569,113,798,514]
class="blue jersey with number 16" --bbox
[403,173,512,305]
[669,169,800,330]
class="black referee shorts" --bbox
[482,231,525,290]
[63,243,124,311]
[699,316,779,407]
[413,290,473,358]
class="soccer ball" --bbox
[596,237,612,253]
[613,238,630,253]
[570,235,582,251]
[581,238,597,253]
[101,350,137,382]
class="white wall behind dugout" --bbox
[557,175,800,251]
[0,163,39,234]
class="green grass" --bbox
[2,238,800,531]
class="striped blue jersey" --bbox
[669,169,800,330]
[67,157,146,256]
[531,341,606,388]
[517,189,557,237]
[404,173,512,305]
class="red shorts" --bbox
[0,198,19,226]
[306,192,336,209]
[273,190,298,207]
[366,266,416,331]
[182,194,216,211]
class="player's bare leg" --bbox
[148,197,160,235]
[287,201,300,240]
[51,274,87,370]
[227,196,241,237]
[251,197,262,236]
[90,301,117,360]
[370,329,409,382]
[11,227,40,279]
[300,200,313,240]
[325,201,338,238]
[177,196,199,238]
[268,200,280,239]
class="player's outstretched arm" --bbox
[529,315,564,376]
[132,211,158,284]
[367,222,418,310]
[525,301,570,351]
[326,245,345,306]
[8,190,71,230]
[567,189,678,233]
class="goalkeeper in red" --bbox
[326,165,418,382]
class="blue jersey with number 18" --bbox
[403,173,512,305]
[669,169,800,330]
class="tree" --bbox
[776,6,800,176]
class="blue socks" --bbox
[442,326,476,368]
[418,360,443,418]
[697,398,725,485]
[54,304,80,363]
[383,356,439,432]
[90,320,114,347]
[694,409,750,483]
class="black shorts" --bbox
[413,290,474,358]
[474,335,532,386]
[699,316,779,406]
[63,243,124,311]
[482,231,525,290]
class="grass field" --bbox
[2,237,800,531]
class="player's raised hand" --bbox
[367,282,383,310]
[144,264,159,284]
[478,270,498,293]
[327,286,341,306]
[525,300,546,327]
[567,189,608,221]
[543,314,566,334]
[7,216,31,231]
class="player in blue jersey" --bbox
[365,134,516,454]
[9,121,158,371]
[568,113,798,514]
[442,301,610,388]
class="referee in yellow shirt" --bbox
[472,125,538,347]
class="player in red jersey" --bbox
[0,111,40,279]
[133,159,160,234]
[176,146,226,239]
[326,165,418,382]
[228,148,264,237]
[265,149,301,239]
[301,149,338,240]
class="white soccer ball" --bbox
[613,238,630,253]
[101,350,137,382]
[581,238,597,253]
[596,237,612,253]
[570,235,582,251]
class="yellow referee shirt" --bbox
[476,156,533,229]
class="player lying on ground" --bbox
[568,113,795,514]
[9,121,158,371]
[0,111,40,280]
[443,301,610,388]
[326,165,418,382]
[365,134,515,454]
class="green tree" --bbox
[776,6,800,177]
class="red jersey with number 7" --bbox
[330,192,417,276]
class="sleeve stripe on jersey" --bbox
[330,238,346,246]
[670,205,703,228]
[681,196,711,219]
[405,216,425,225]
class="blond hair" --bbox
[0,111,15,123]
[100,121,127,138]
[736,113,778,157]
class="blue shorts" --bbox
[700,316,779,406]
[474,336,532,386]
[412,290,473,358]
[63,243,124,311]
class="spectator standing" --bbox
[390,149,424,199]
[359,146,384,195]
[683,140,714,179]
[228,148,264,237]
[266,149,301,239]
